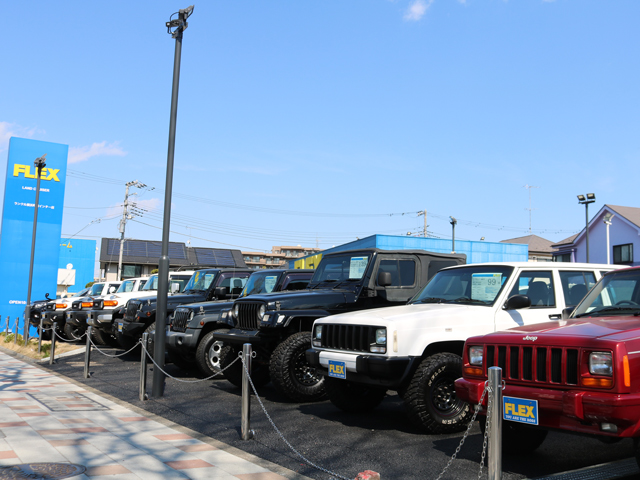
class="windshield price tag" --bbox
[471,273,502,302]
[349,257,368,279]
[264,276,277,293]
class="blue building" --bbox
[57,238,96,297]
[291,234,528,268]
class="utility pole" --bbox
[117,181,147,281]
[153,5,194,398]
[524,185,539,234]
[417,210,428,237]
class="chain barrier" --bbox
[87,335,142,358]
[140,342,241,383]
[53,328,87,343]
[239,356,352,480]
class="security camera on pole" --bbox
[152,5,194,398]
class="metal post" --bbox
[153,5,193,398]
[488,366,503,480]
[140,332,149,401]
[241,343,254,440]
[24,154,47,341]
[38,318,44,354]
[5,316,8,336]
[585,203,590,263]
[50,322,57,365]
[84,326,92,378]
[14,318,18,344]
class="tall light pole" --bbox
[24,154,47,341]
[577,193,596,263]
[604,212,614,264]
[153,5,194,398]
[450,216,457,253]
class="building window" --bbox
[122,264,142,279]
[553,254,572,262]
[613,244,634,264]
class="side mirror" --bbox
[214,286,228,300]
[170,282,181,294]
[503,295,531,310]
[561,307,574,320]
[377,271,392,287]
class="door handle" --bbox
[548,314,561,320]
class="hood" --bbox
[130,291,198,307]
[485,316,640,343]
[316,303,476,325]
[237,289,354,311]
[180,300,234,314]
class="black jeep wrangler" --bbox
[166,269,313,376]
[119,268,252,352]
[212,248,465,402]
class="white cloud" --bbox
[68,141,127,164]
[0,122,39,151]
[404,0,433,21]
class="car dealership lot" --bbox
[39,348,639,480]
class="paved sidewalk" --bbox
[0,350,307,479]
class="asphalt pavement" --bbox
[38,345,640,480]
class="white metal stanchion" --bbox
[38,318,44,354]
[84,326,92,378]
[13,318,18,344]
[488,366,503,480]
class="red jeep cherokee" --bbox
[455,266,640,463]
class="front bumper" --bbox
[306,348,413,389]
[455,377,640,438]
[117,318,147,337]
[40,311,65,327]
[210,328,264,345]
[87,309,114,328]
[166,328,201,352]
[65,311,88,328]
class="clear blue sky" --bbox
[2,0,639,254]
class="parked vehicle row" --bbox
[39,249,640,469]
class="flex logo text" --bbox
[504,402,535,418]
[13,164,60,182]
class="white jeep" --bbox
[307,262,621,434]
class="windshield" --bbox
[117,280,136,293]
[410,265,514,306]
[170,274,193,293]
[573,270,640,317]
[184,271,217,292]
[311,254,371,284]
[142,275,158,291]
[89,283,104,296]
[241,272,283,297]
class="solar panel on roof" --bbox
[195,248,235,267]
[105,239,186,259]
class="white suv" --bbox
[307,262,621,434]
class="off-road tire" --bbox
[38,326,52,341]
[479,416,548,454]
[115,330,138,351]
[63,322,83,341]
[220,345,270,388]
[325,377,387,413]
[404,353,472,434]
[90,327,109,346]
[196,329,229,377]
[270,331,327,402]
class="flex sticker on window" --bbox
[349,257,368,279]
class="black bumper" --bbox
[210,328,264,345]
[118,319,147,337]
[87,309,114,328]
[166,328,201,352]
[65,312,88,328]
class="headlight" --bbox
[258,305,266,320]
[469,346,484,366]
[589,352,613,376]
[312,325,323,346]
[189,311,194,320]
[375,328,386,345]
[231,304,239,319]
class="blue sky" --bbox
[2,0,639,254]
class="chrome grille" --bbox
[484,344,579,386]
[171,310,191,332]
[319,324,380,353]
[236,302,263,331]
[125,301,141,321]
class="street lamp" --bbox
[153,5,194,399]
[577,193,596,263]
[603,212,614,264]
[24,154,47,341]
[450,216,457,253]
